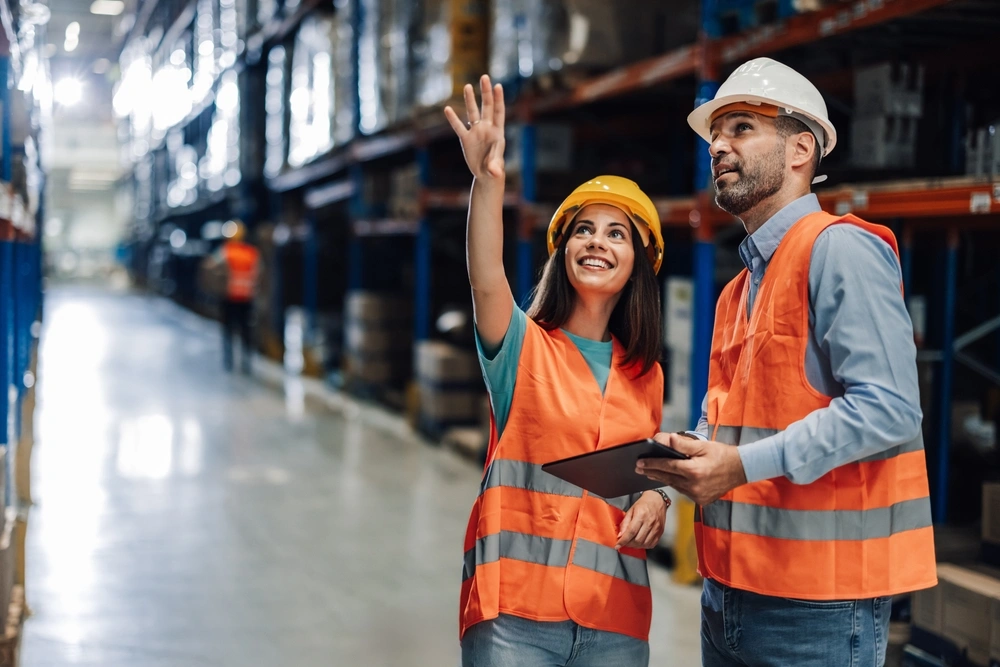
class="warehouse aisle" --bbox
[20,286,701,666]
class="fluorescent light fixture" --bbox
[90,0,125,16]
[65,21,80,37]
[54,78,83,106]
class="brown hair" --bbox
[526,218,662,376]
[775,115,821,178]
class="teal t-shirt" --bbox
[476,307,613,438]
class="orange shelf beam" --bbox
[817,177,1000,220]
[533,45,700,113]
[713,0,957,65]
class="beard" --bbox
[714,142,786,216]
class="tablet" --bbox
[541,438,690,499]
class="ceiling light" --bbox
[90,0,125,16]
[64,37,79,52]
[65,21,80,37]
[54,78,83,106]
[92,58,111,74]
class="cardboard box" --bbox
[419,384,484,422]
[345,323,411,356]
[911,572,945,635]
[345,291,412,326]
[416,341,480,385]
[938,565,1000,666]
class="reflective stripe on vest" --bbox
[699,211,937,599]
[481,458,641,513]
[699,497,932,541]
[463,532,649,588]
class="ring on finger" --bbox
[465,120,481,129]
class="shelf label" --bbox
[835,201,852,216]
[993,184,1000,203]
[971,192,991,214]
[852,191,869,209]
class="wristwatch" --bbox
[652,488,671,509]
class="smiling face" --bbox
[563,203,636,299]
[709,111,787,217]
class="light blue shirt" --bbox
[693,193,923,484]
[477,307,613,438]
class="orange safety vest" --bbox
[222,241,260,302]
[460,319,663,641]
[696,211,937,600]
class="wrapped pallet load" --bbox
[287,7,356,168]
[415,340,485,437]
[359,0,417,134]
[490,0,696,82]
[343,291,413,389]
[413,0,489,109]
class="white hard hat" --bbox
[687,57,837,159]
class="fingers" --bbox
[616,510,637,548]
[443,106,467,137]
[464,84,480,124]
[494,83,505,128]
[479,75,493,125]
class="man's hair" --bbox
[774,116,821,178]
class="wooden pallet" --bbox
[0,586,25,667]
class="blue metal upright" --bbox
[414,147,433,341]
[303,213,318,336]
[689,74,720,430]
[516,124,537,309]
[933,231,959,523]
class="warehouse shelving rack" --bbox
[123,0,1000,522]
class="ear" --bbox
[789,131,816,172]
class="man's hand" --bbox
[636,433,748,506]
[616,490,668,550]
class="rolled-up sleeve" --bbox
[737,224,923,484]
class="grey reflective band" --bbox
[572,539,650,587]
[463,532,649,587]
[482,459,584,498]
[699,497,932,541]
[481,458,640,511]
[463,531,571,581]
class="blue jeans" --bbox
[701,578,891,667]
[461,613,649,667]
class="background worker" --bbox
[207,219,260,374]
[638,58,937,666]
[446,76,671,667]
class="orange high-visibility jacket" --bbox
[697,211,937,600]
[460,318,664,641]
[222,241,260,302]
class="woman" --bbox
[445,76,669,667]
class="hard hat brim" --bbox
[688,93,838,157]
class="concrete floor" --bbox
[20,285,702,666]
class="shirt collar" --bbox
[738,194,821,271]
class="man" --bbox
[207,219,260,374]
[639,57,936,666]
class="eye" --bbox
[736,122,752,133]
[574,226,593,236]
[609,229,625,239]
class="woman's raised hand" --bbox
[444,75,506,181]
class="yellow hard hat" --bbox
[547,176,664,274]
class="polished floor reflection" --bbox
[21,285,701,666]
